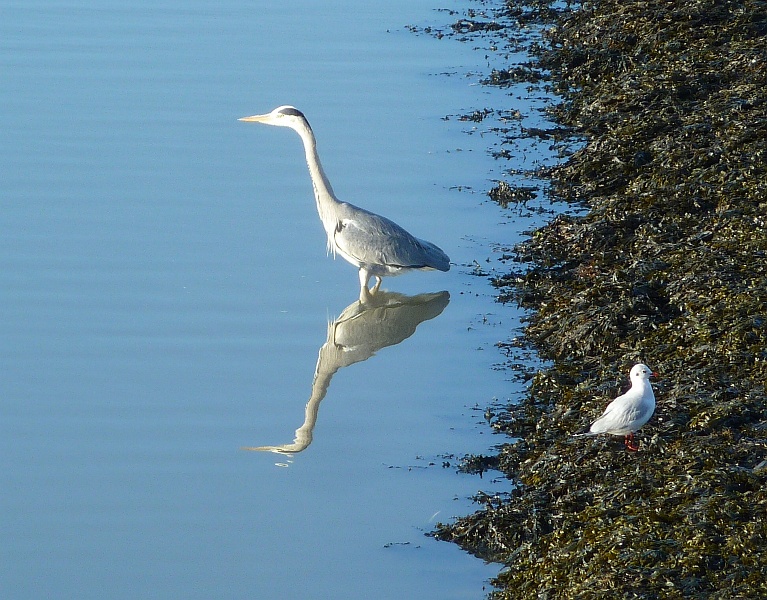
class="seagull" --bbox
[575,363,657,451]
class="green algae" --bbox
[434,0,767,597]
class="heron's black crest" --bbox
[279,107,306,119]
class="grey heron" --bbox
[239,106,451,300]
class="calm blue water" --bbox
[0,1,557,598]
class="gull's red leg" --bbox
[624,433,639,452]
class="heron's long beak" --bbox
[238,114,270,122]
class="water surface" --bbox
[0,1,553,598]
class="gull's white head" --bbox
[630,363,656,383]
[238,105,308,129]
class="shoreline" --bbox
[436,0,767,597]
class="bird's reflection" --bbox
[244,290,450,456]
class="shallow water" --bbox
[1,1,556,598]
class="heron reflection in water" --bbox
[243,290,449,456]
[239,106,450,301]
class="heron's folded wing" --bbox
[334,208,448,270]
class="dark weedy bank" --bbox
[435,0,767,597]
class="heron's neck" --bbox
[295,123,340,234]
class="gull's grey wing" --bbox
[590,404,641,434]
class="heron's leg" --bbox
[371,276,382,294]
[358,268,373,303]
[358,268,372,291]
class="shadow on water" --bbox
[244,289,450,458]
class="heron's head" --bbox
[239,105,308,129]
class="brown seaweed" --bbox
[435,0,767,597]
